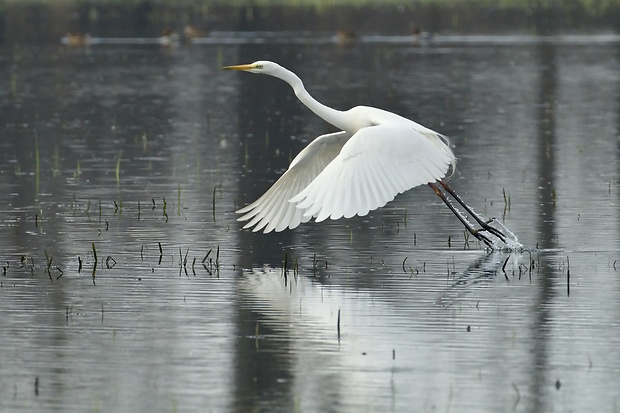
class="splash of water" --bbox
[445,193,523,252]
[484,218,523,252]
[459,201,523,252]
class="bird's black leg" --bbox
[428,183,494,248]
[438,180,506,243]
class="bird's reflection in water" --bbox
[436,251,525,307]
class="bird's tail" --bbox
[437,133,457,179]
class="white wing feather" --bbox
[290,124,454,221]
[237,131,351,233]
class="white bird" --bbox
[223,61,505,246]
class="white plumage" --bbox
[224,61,455,233]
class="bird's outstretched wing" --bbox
[290,124,454,221]
[237,131,351,233]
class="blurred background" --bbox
[1,2,619,413]
[2,0,619,45]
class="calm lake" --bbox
[1,29,619,412]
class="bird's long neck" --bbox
[276,69,352,132]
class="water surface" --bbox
[0,33,619,412]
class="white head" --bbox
[222,61,306,88]
[222,60,284,75]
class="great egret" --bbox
[224,61,505,246]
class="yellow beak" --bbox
[221,64,254,71]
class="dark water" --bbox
[1,32,619,412]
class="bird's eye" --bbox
[255,64,263,69]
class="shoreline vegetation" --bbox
[2,0,619,8]
[1,0,618,44]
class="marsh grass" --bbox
[337,308,341,340]
[162,197,169,222]
[92,242,98,265]
[158,242,164,265]
[73,159,80,180]
[34,131,40,194]
[5,0,617,14]
[282,251,288,276]
[566,256,570,296]
[255,322,260,351]
[177,184,182,216]
[115,154,122,185]
[53,146,61,177]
